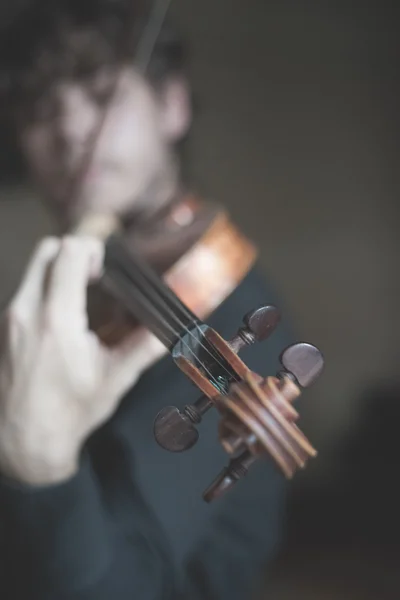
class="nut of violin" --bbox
[280,342,324,388]
[154,406,199,452]
[243,305,281,342]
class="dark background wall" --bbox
[1,0,399,597]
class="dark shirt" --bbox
[0,266,295,599]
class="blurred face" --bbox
[18,68,190,229]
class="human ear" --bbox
[159,77,192,142]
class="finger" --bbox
[46,236,104,330]
[105,327,167,398]
[12,237,61,321]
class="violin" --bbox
[71,0,324,502]
[76,198,324,502]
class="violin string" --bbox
[106,238,239,383]
[105,240,239,386]
[115,242,235,378]
[137,265,240,382]
[104,252,177,347]
[115,239,238,377]
[136,0,173,73]
[113,239,195,326]
[102,271,175,348]
[105,245,229,389]
[106,238,192,330]
[104,262,224,390]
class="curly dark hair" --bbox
[0,0,186,114]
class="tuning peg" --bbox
[202,450,257,503]
[154,395,213,452]
[229,305,281,353]
[279,342,324,388]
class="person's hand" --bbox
[0,236,166,486]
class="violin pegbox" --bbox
[153,305,281,452]
[203,342,324,502]
[153,305,324,502]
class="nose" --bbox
[54,89,100,168]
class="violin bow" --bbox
[68,0,172,217]
[73,0,325,502]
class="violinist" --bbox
[0,1,295,599]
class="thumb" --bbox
[105,327,167,399]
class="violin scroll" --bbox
[203,342,323,502]
[153,303,324,503]
[153,305,281,452]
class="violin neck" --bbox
[102,235,202,350]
